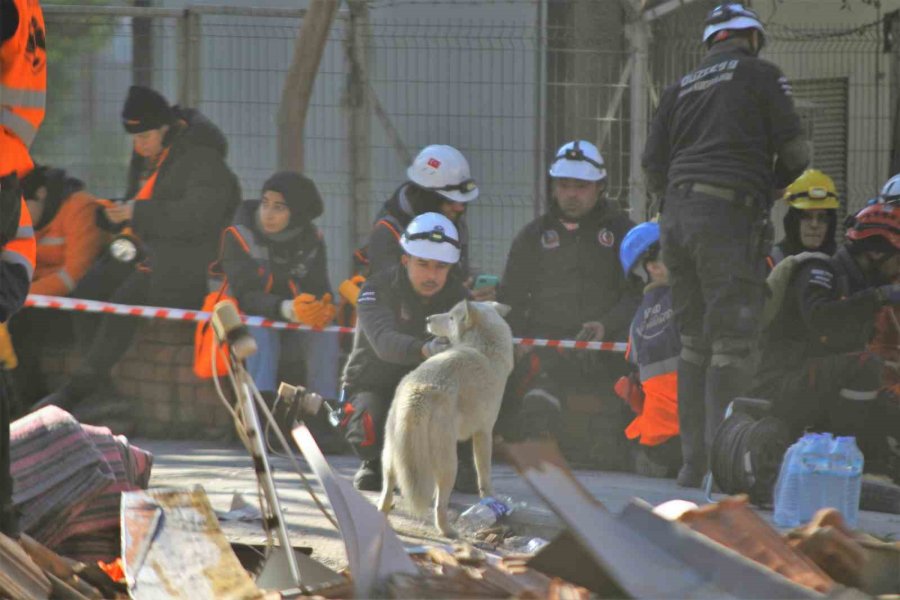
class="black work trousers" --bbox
[70,254,204,381]
[754,352,888,460]
[339,387,476,466]
[660,185,771,472]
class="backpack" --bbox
[760,251,832,330]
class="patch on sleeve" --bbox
[807,267,834,290]
[358,289,377,304]
[778,75,793,97]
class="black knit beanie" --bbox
[261,171,324,225]
[121,85,173,133]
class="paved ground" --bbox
[138,439,900,572]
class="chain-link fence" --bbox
[35,1,642,287]
[32,0,894,285]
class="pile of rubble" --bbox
[1,417,898,599]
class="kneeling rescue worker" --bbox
[339,213,470,492]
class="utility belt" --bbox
[674,181,764,211]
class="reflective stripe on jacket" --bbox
[32,191,104,295]
[625,283,680,446]
[1,0,46,174]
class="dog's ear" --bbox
[463,299,478,325]
[484,301,511,318]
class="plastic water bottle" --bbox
[829,436,864,527]
[774,436,807,527]
[456,495,515,533]
[799,433,834,522]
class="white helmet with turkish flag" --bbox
[406,144,479,203]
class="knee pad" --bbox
[680,335,710,367]
[710,337,754,368]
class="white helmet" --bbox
[400,212,461,264]
[406,144,479,203]
[702,3,766,45]
[881,173,900,204]
[548,140,607,182]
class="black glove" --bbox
[0,173,22,248]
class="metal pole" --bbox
[534,0,548,218]
[347,1,372,259]
[237,369,302,588]
[627,20,650,221]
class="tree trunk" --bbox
[278,0,341,172]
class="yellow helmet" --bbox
[784,169,840,210]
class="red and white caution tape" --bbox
[24,293,627,352]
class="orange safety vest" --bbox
[0,0,47,177]
[1,197,37,280]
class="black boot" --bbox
[517,388,562,440]
[705,364,750,455]
[353,459,382,492]
[454,440,479,494]
[677,357,707,488]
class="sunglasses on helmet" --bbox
[706,3,760,25]
[427,179,477,194]
[403,228,461,248]
[552,140,604,170]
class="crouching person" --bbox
[615,222,681,478]
[340,213,470,491]
[221,171,339,403]
[8,166,105,408]
[751,203,900,482]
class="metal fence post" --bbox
[178,8,202,108]
[627,19,650,221]
[534,0,548,217]
[346,0,372,256]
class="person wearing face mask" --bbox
[34,85,241,412]
[767,169,839,269]
[497,140,639,458]
[219,172,338,405]
[752,203,900,483]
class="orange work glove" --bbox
[312,293,336,328]
[293,293,326,327]
[338,276,365,306]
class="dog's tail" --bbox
[392,383,456,517]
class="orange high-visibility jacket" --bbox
[1,0,47,177]
[32,191,104,296]
[624,283,680,447]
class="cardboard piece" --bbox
[121,486,263,600]
[292,423,418,598]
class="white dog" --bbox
[377,300,514,537]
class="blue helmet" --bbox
[620,222,661,276]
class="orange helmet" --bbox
[845,203,900,251]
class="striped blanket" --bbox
[10,406,153,562]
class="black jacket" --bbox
[99,107,241,300]
[757,246,885,383]
[642,41,805,200]
[367,183,472,277]
[342,265,467,394]
[499,200,639,340]
[220,200,331,320]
